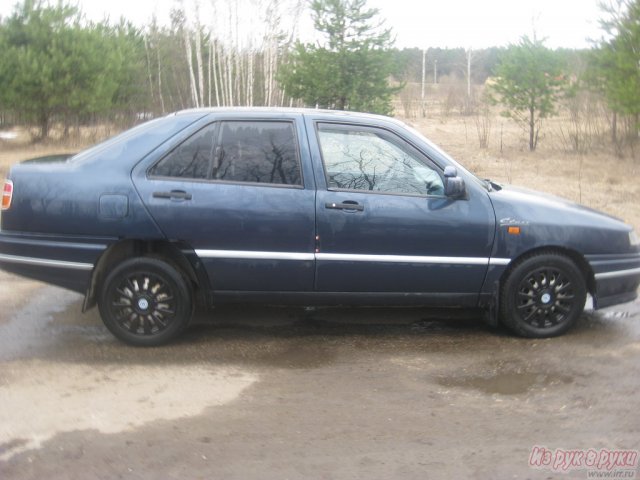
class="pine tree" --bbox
[489,36,566,151]
[279,0,399,115]
[0,1,145,138]
[588,0,640,141]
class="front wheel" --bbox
[500,253,587,338]
[98,257,193,346]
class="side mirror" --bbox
[443,166,466,198]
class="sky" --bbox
[0,0,605,49]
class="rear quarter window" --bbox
[149,124,215,179]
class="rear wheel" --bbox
[98,257,193,346]
[500,253,586,338]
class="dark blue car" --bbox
[1,109,639,345]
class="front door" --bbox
[309,121,495,305]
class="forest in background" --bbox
[0,0,638,156]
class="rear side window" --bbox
[214,121,301,185]
[150,124,215,179]
[150,121,301,186]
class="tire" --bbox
[98,257,193,346]
[500,253,587,338]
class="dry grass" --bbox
[403,113,640,232]
[0,125,114,179]
[1,114,639,232]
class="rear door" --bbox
[132,114,316,292]
[306,119,496,305]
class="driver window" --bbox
[317,124,444,196]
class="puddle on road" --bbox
[0,361,258,461]
[0,286,83,361]
[437,371,573,395]
[0,287,260,462]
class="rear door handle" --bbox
[325,201,364,212]
[153,190,192,201]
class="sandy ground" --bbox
[0,272,41,326]
[0,286,639,479]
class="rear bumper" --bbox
[0,231,111,293]
[587,253,640,309]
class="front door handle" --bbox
[153,190,193,201]
[325,201,364,212]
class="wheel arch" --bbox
[500,246,596,296]
[83,239,211,312]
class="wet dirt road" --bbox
[0,271,639,479]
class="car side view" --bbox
[1,108,639,345]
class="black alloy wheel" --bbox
[98,257,193,346]
[500,253,587,338]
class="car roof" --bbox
[172,107,404,126]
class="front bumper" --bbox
[587,253,640,309]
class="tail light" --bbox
[2,180,13,210]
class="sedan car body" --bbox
[1,109,639,345]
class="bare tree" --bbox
[135,0,305,113]
[175,2,200,108]
[466,48,472,100]
[193,1,205,107]
[421,48,426,117]
[143,34,156,108]
[155,31,166,113]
